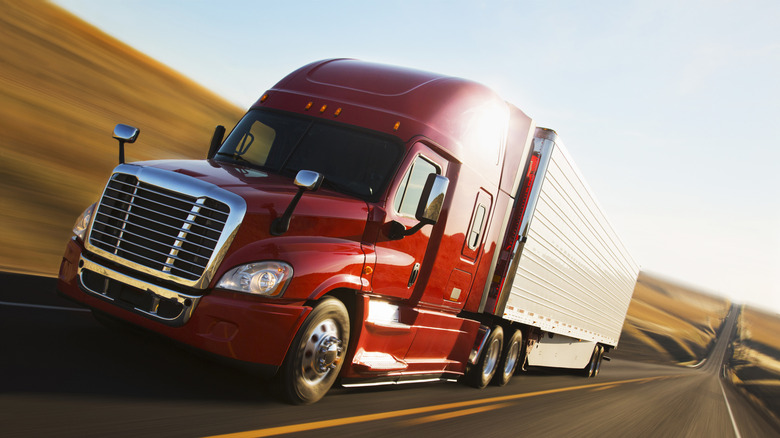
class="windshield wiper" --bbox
[215,152,252,165]
[321,177,370,198]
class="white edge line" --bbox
[0,300,90,312]
[687,357,707,368]
[719,368,742,438]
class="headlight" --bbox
[216,262,293,297]
[73,203,96,241]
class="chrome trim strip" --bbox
[341,376,456,388]
[84,164,247,289]
[78,255,200,326]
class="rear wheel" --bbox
[465,325,503,389]
[493,329,522,386]
[278,297,350,404]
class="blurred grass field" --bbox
[613,272,731,364]
[728,306,780,425]
[0,0,243,276]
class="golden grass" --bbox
[0,1,244,276]
[728,305,780,425]
[615,272,731,364]
[731,305,780,379]
[738,306,780,350]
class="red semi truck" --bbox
[58,59,639,404]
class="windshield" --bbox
[215,110,403,201]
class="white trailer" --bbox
[488,127,639,374]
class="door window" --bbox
[393,156,439,217]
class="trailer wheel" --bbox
[493,329,522,386]
[465,325,503,389]
[278,297,350,404]
[582,344,601,378]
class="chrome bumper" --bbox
[78,255,201,326]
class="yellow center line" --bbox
[589,384,619,392]
[203,375,682,438]
[403,402,516,426]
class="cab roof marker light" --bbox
[334,108,342,117]
[260,94,269,103]
[393,121,401,131]
[320,104,328,113]
[305,102,313,110]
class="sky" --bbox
[51,0,780,314]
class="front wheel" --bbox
[277,297,350,404]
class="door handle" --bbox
[407,263,420,288]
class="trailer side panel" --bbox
[503,131,639,347]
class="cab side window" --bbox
[394,156,439,217]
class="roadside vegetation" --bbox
[727,306,780,426]
[0,1,243,276]
[613,272,730,365]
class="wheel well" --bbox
[305,288,358,328]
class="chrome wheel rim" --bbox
[300,318,343,386]
[503,340,520,378]
[483,337,501,380]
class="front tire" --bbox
[278,297,350,404]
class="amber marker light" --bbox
[320,104,328,113]
[305,102,313,110]
[393,121,401,131]
[260,93,269,103]
[334,108,342,117]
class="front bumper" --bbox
[58,238,311,368]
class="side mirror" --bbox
[294,170,324,191]
[207,125,226,159]
[271,170,324,236]
[416,174,449,225]
[113,124,139,164]
[389,173,449,240]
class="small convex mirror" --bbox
[113,124,140,143]
[416,174,449,225]
[113,124,139,165]
[294,170,324,191]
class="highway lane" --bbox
[1,273,778,437]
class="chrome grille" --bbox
[89,173,231,281]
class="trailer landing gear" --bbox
[582,344,604,378]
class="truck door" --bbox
[369,142,447,300]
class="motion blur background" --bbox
[1,0,778,315]
[1,0,779,428]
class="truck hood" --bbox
[130,159,371,245]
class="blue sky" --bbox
[52,0,780,313]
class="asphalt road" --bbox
[1,273,778,437]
